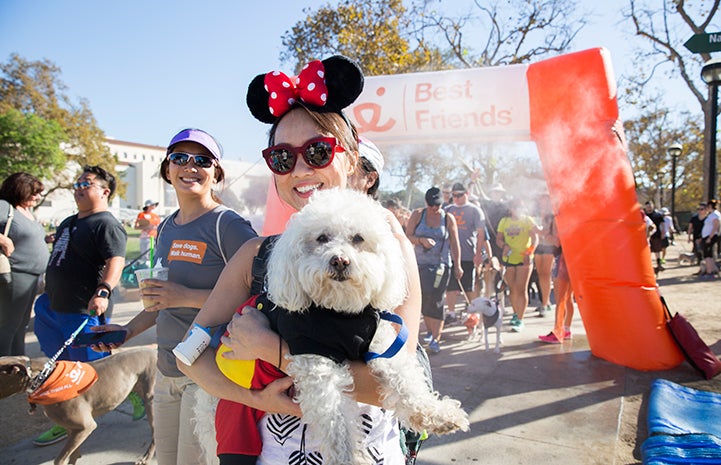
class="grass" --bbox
[124,225,141,261]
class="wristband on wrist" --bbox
[97,281,112,293]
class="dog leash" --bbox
[27,318,91,394]
[456,278,472,306]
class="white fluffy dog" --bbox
[266,188,469,465]
[467,297,503,353]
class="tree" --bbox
[280,0,588,199]
[0,54,123,196]
[623,0,720,200]
[623,97,704,211]
[0,108,67,180]
[414,0,588,67]
[281,0,444,76]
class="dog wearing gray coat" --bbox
[0,346,157,465]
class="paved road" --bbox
[1,242,719,465]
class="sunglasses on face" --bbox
[72,181,102,190]
[262,137,344,175]
[167,152,216,169]
[453,193,465,198]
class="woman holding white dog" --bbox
[179,56,422,465]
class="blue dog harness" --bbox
[364,311,408,362]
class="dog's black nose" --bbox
[330,255,350,272]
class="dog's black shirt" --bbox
[258,295,380,364]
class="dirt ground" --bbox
[1,241,720,461]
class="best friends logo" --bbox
[349,64,531,143]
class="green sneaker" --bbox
[33,424,67,447]
[127,391,146,421]
[510,314,520,326]
[511,320,525,332]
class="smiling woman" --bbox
[90,128,258,465]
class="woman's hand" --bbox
[252,376,302,416]
[418,237,436,249]
[0,234,14,256]
[220,307,277,362]
[140,279,192,311]
[87,323,128,352]
[454,264,464,280]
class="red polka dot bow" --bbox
[264,60,328,118]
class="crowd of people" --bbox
[644,199,720,278]
[1,52,719,465]
[400,180,579,349]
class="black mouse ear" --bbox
[246,73,277,125]
[245,55,365,125]
[321,55,364,113]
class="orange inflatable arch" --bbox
[262,48,683,371]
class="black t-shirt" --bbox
[45,211,127,314]
[689,214,705,241]
[647,210,664,239]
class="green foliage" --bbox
[0,54,122,196]
[280,0,589,202]
[281,0,444,75]
[623,99,705,211]
[622,0,720,200]
[0,107,67,180]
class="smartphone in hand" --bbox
[71,330,127,348]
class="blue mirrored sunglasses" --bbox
[72,181,102,190]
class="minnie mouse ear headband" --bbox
[246,55,364,125]
[167,128,223,160]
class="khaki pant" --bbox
[153,372,206,465]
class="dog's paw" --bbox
[405,397,470,435]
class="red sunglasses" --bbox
[262,137,345,175]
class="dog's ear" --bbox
[266,230,311,311]
[0,356,31,399]
[371,218,408,311]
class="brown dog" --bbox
[0,346,157,465]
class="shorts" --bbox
[446,261,476,293]
[419,264,450,320]
[649,236,663,253]
[535,244,560,256]
[702,235,719,258]
[33,293,110,362]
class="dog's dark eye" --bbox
[352,234,364,244]
[316,234,329,244]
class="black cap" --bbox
[425,187,442,206]
[452,182,466,193]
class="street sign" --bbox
[684,32,721,53]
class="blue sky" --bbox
[0,1,698,164]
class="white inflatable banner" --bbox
[348,63,531,144]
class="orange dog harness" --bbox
[28,361,98,405]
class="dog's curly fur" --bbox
[267,188,469,465]
[0,347,156,465]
